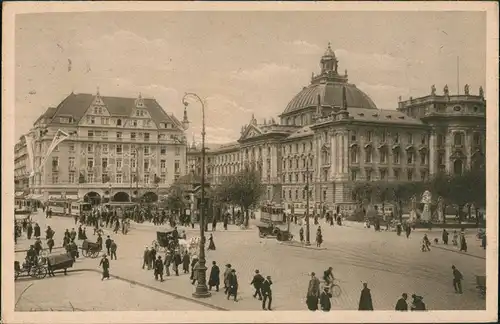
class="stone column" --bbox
[445,131,451,173]
[343,132,349,174]
[330,132,336,179]
[337,134,342,175]
[466,131,472,170]
[429,131,437,176]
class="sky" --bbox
[15,11,486,143]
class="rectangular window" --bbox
[87,157,94,168]
[407,170,413,181]
[144,174,150,184]
[88,130,94,138]
[116,144,122,154]
[102,173,108,183]
[351,170,357,181]
[161,146,166,155]
[366,170,372,181]
[380,151,386,163]
[351,132,357,141]
[407,151,414,164]
[69,157,75,168]
[394,169,400,180]
[102,157,108,169]
[421,134,426,144]
[421,171,427,181]
[408,133,413,144]
[116,132,122,140]
[116,174,122,184]
[394,132,400,144]
[438,153,445,166]
[52,173,58,184]
[380,169,387,180]
[381,131,386,142]
[102,131,108,139]
[131,132,136,140]
[144,146,150,155]
[87,144,93,153]
[90,117,95,124]
[144,160,149,171]
[367,131,373,142]
[144,133,150,141]
[160,159,166,170]
[420,152,427,165]
[174,160,180,173]
[393,151,400,164]
[69,143,75,152]
[160,174,166,183]
[102,117,109,125]
[102,144,108,153]
[365,149,372,163]
[175,147,180,156]
[116,159,122,169]
[52,157,59,168]
[88,173,94,183]
[288,174,292,182]
[69,172,75,183]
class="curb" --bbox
[16,268,229,311]
[432,245,486,260]
[277,241,327,251]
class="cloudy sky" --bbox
[15,11,486,143]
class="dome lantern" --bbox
[320,42,338,74]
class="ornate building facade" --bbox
[188,44,486,215]
[20,90,189,203]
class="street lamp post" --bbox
[305,158,311,246]
[182,92,210,298]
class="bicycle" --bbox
[321,278,342,297]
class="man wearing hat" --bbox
[261,275,273,310]
[306,272,320,311]
[164,251,172,276]
[223,264,232,294]
[154,255,164,282]
[227,269,239,302]
[99,254,110,280]
[250,270,264,300]
[142,246,150,269]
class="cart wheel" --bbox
[36,267,48,279]
[41,250,49,258]
[331,284,341,297]
[91,251,100,258]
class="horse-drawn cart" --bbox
[14,260,47,280]
[81,240,101,258]
[46,253,75,276]
[152,230,178,253]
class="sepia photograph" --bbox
[2,2,498,323]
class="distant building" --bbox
[187,44,486,215]
[20,90,189,204]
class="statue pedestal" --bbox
[421,204,431,222]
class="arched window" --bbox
[453,159,463,176]
[473,133,481,146]
[454,132,463,146]
[350,148,358,163]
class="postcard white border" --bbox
[2,2,498,323]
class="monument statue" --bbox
[431,84,436,95]
[436,196,444,223]
[464,84,470,95]
[409,195,418,223]
[420,190,432,222]
[443,85,449,96]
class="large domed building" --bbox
[190,43,486,215]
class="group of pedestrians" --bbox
[250,269,273,310]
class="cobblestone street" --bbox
[14,210,486,311]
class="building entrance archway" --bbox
[84,192,101,205]
[113,192,130,202]
[142,192,158,203]
[453,159,463,176]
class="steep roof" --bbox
[347,107,424,126]
[33,107,57,125]
[48,92,179,128]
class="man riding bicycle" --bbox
[323,267,335,286]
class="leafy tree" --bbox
[166,184,186,215]
[215,168,265,227]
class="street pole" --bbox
[183,92,210,298]
[305,159,311,246]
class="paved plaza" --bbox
[15,210,486,311]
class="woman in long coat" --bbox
[306,272,320,311]
[208,261,220,291]
[208,234,216,251]
[358,283,374,310]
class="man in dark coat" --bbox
[97,234,103,250]
[306,272,320,311]
[105,235,112,256]
[358,283,374,310]
[452,265,463,294]
[208,261,220,291]
[320,286,332,311]
[34,238,43,256]
[149,247,157,269]
[212,216,217,231]
[224,264,232,293]
[395,293,408,311]
[45,226,55,240]
[442,229,449,245]
[299,227,304,243]
[190,255,199,281]
[223,214,228,230]
[227,269,238,301]
[70,228,77,241]
[154,256,164,282]
[410,294,426,311]
[142,247,150,269]
[261,275,273,310]
[164,251,172,276]
[99,254,110,280]
[182,251,190,274]
[47,237,55,253]
[27,222,33,239]
[250,269,264,300]
[173,250,182,276]
[34,223,41,238]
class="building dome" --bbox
[281,43,377,115]
[283,82,377,114]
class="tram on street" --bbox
[70,201,92,217]
[47,199,72,216]
[260,203,286,223]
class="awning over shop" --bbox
[15,192,24,197]
[26,194,44,200]
[66,195,79,200]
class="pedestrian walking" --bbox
[223,214,228,230]
[316,228,323,248]
[190,255,199,281]
[405,223,411,239]
[261,275,272,310]
[110,240,117,260]
[142,247,150,269]
[395,293,408,311]
[47,237,54,253]
[212,217,217,231]
[208,261,220,291]
[442,229,449,245]
[164,251,172,276]
[173,250,182,276]
[410,294,426,311]
[154,256,164,282]
[97,234,103,250]
[224,264,232,294]
[99,254,110,280]
[227,269,238,301]
[452,265,463,294]
[299,227,304,243]
[306,272,320,311]
[27,223,33,240]
[358,283,374,310]
[421,234,431,252]
[208,234,216,251]
[182,251,190,274]
[149,247,157,269]
[250,269,264,300]
[452,230,458,246]
[319,286,332,311]
[459,232,468,252]
[34,223,41,238]
[105,236,112,255]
